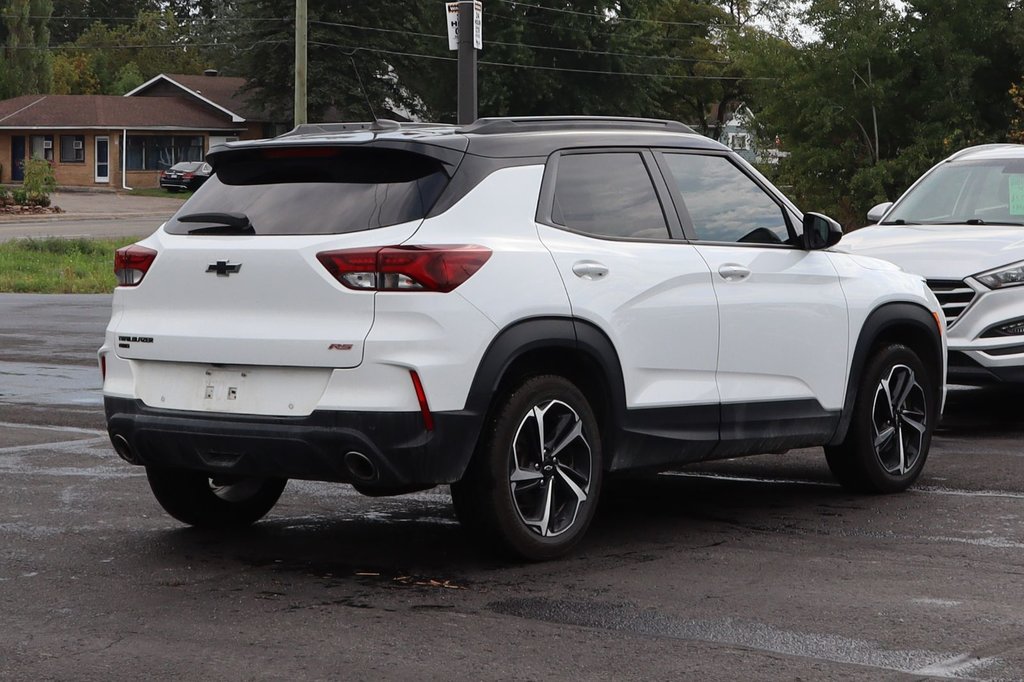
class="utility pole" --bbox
[294,0,307,126]
[456,1,480,125]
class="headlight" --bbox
[974,260,1024,289]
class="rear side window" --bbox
[165,147,450,235]
[551,152,669,239]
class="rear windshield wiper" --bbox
[178,212,255,235]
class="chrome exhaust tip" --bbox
[344,451,378,482]
[111,434,139,464]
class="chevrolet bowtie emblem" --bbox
[207,261,242,276]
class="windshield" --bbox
[883,158,1024,226]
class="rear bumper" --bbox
[104,397,482,492]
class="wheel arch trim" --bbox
[460,316,628,467]
[830,302,944,446]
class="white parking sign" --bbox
[446,1,482,51]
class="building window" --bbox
[29,135,54,162]
[125,135,205,170]
[60,135,86,163]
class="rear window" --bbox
[169,162,203,172]
[165,147,450,235]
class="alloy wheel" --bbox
[870,364,928,475]
[508,399,593,537]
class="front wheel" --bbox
[451,375,603,561]
[145,466,287,528]
[825,344,936,493]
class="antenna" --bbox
[349,55,377,122]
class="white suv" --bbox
[840,144,1024,385]
[101,117,946,560]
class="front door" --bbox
[656,151,849,454]
[95,136,109,183]
[11,136,25,182]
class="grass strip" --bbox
[0,236,142,293]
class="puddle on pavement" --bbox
[488,596,1006,679]
[0,361,101,406]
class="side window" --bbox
[551,152,670,239]
[662,153,791,245]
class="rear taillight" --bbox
[182,172,194,180]
[114,245,157,287]
[316,245,491,293]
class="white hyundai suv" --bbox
[101,117,946,560]
[840,144,1024,386]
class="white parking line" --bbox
[660,471,1024,500]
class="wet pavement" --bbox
[2,293,1024,680]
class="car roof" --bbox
[210,117,729,161]
[946,143,1024,162]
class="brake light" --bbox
[182,172,194,180]
[114,245,157,287]
[263,147,339,159]
[316,245,491,292]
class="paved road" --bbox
[0,217,166,244]
[0,191,183,243]
[2,294,1024,680]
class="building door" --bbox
[95,136,109,183]
[11,136,25,182]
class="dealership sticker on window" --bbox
[1010,175,1024,215]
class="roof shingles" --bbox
[0,94,241,130]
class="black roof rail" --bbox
[459,116,697,135]
[280,120,456,137]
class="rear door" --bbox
[655,151,849,452]
[536,149,720,464]
[111,145,454,370]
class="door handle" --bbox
[572,261,609,280]
[717,264,751,282]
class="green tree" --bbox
[1,0,54,98]
[53,10,208,95]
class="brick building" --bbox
[0,72,283,189]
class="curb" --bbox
[0,212,173,224]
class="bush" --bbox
[12,188,27,205]
[21,158,57,199]
[0,188,11,206]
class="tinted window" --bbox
[662,153,790,244]
[551,152,669,239]
[165,147,449,236]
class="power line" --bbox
[307,18,733,64]
[310,41,773,81]
[494,0,739,29]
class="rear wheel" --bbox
[145,466,287,528]
[825,344,935,493]
[451,375,603,561]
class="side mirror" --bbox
[866,201,893,224]
[802,212,843,250]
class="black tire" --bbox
[825,344,936,493]
[145,467,287,528]
[451,375,603,561]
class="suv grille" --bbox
[927,279,976,327]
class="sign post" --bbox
[447,1,482,125]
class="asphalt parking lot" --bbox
[2,293,1024,680]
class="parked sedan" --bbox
[159,162,212,192]
[838,143,1024,385]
